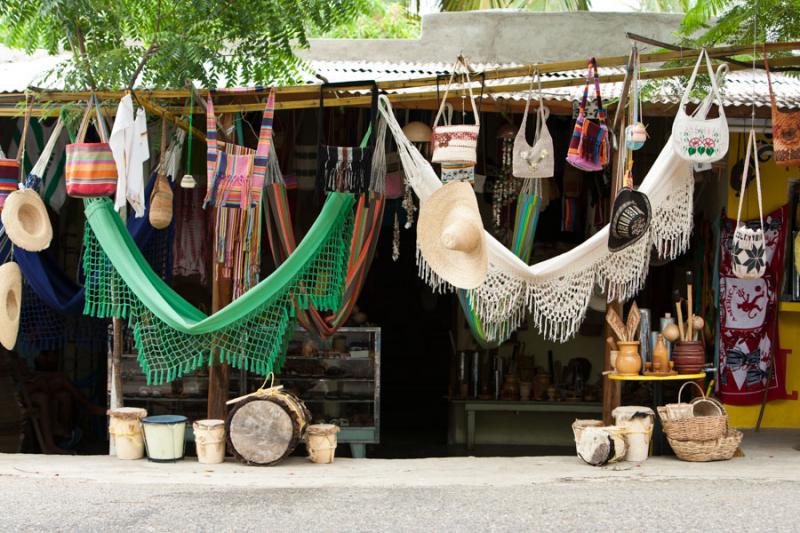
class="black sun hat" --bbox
[608,168,652,253]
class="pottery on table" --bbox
[615,341,642,376]
[651,334,670,374]
[533,373,550,401]
[672,340,705,374]
[501,374,520,401]
[519,381,532,401]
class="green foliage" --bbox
[312,0,420,38]
[438,0,591,11]
[679,0,800,47]
[0,0,370,89]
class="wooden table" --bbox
[451,400,603,451]
[608,372,707,455]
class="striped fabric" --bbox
[65,142,118,198]
[0,160,20,208]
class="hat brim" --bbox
[418,181,488,289]
[608,189,652,253]
[0,262,22,350]
[1,189,53,252]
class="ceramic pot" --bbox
[672,340,705,374]
[533,373,550,401]
[519,381,532,401]
[615,341,642,376]
[501,375,520,401]
[546,385,557,401]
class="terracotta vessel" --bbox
[615,341,642,376]
[501,374,520,401]
[519,381,532,401]
[672,340,705,374]
[651,334,670,374]
[533,373,550,400]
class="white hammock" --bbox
[379,92,713,342]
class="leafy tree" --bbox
[0,0,370,89]
[311,0,420,38]
[679,0,800,46]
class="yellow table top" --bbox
[608,372,706,381]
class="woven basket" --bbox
[658,382,728,442]
[668,429,743,462]
[149,173,173,229]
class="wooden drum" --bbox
[226,388,311,466]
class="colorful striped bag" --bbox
[566,57,610,172]
[0,105,31,209]
[65,96,118,198]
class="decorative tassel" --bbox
[392,212,400,262]
[317,145,373,195]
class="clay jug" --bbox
[652,334,669,374]
[615,341,642,376]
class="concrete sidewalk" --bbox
[1,429,798,488]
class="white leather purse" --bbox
[732,128,766,279]
[672,48,729,163]
[513,73,554,178]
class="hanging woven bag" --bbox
[65,95,118,198]
[732,128,767,279]
[764,52,800,166]
[0,103,31,209]
[149,120,174,229]
[671,48,729,163]
[566,57,610,172]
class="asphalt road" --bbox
[2,476,798,532]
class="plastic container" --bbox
[108,407,147,460]
[306,424,340,464]
[612,405,655,462]
[142,415,188,462]
[193,419,226,464]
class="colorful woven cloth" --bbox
[82,193,354,384]
[717,206,792,405]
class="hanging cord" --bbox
[751,0,758,127]
[185,89,194,176]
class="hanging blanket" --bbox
[717,206,792,405]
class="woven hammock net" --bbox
[82,195,354,385]
[378,94,698,343]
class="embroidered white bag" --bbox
[513,73,554,178]
[732,128,766,279]
[431,62,480,167]
[672,48,729,163]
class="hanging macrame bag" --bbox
[672,48,729,163]
[566,57,610,172]
[624,46,648,151]
[149,120,174,229]
[317,81,378,195]
[0,104,31,209]
[431,63,480,169]
[732,128,766,279]
[764,53,800,166]
[513,72,554,178]
[66,95,118,198]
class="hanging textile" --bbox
[81,192,355,385]
[14,171,174,315]
[264,121,387,338]
[205,88,275,298]
[379,86,700,342]
[110,94,150,217]
[173,186,210,283]
[717,206,791,405]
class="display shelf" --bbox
[608,372,707,381]
[279,326,381,458]
[779,301,800,313]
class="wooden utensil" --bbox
[673,289,685,341]
[606,308,628,342]
[692,315,705,341]
[606,336,619,351]
[662,323,680,343]
[626,301,641,342]
[686,271,694,343]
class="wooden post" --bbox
[207,268,232,419]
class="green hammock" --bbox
[82,193,355,385]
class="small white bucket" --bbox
[142,415,188,462]
[306,424,340,464]
[193,419,226,464]
[612,405,655,462]
[108,407,148,460]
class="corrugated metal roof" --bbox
[2,47,799,110]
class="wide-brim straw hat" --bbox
[608,188,652,253]
[0,261,22,350]
[418,181,487,289]
[1,189,53,252]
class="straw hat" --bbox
[402,121,432,143]
[418,181,487,289]
[0,262,22,350]
[1,189,52,252]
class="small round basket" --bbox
[667,429,743,462]
[658,382,728,442]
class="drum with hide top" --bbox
[226,388,311,466]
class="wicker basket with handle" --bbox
[658,382,728,442]
[149,120,173,230]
